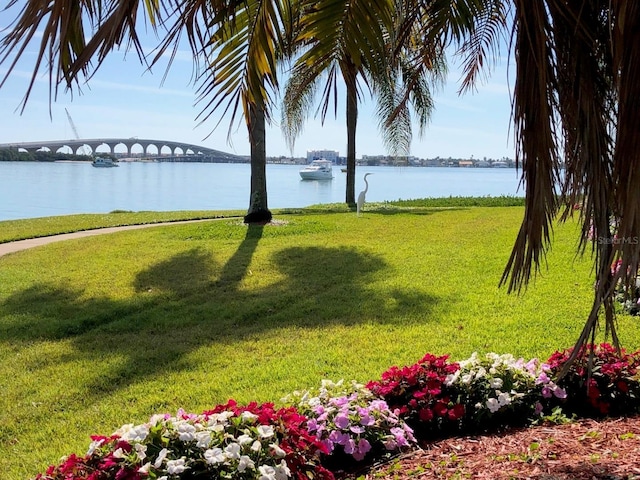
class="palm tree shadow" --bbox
[0,283,146,340]
[0,224,441,401]
[134,248,218,296]
[264,245,440,327]
[215,224,264,290]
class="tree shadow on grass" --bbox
[1,223,443,401]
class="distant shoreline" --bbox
[0,158,519,169]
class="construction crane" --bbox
[65,108,80,140]
[65,108,90,156]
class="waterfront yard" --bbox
[1,204,639,479]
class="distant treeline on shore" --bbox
[0,149,94,162]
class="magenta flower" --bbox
[334,414,350,429]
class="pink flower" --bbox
[334,414,350,429]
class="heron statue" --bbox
[357,173,373,216]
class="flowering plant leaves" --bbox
[445,352,566,432]
[34,345,640,479]
[366,354,464,437]
[36,402,333,480]
[286,379,415,465]
[546,343,640,417]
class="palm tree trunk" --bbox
[244,101,272,224]
[345,60,358,206]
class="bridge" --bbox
[0,138,246,162]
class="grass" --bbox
[1,201,639,480]
[0,210,244,243]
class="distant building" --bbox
[307,149,339,164]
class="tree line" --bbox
[0,148,92,162]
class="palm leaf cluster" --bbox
[495,1,640,362]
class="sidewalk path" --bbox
[0,219,217,258]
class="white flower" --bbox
[497,391,511,407]
[270,443,286,458]
[177,422,197,442]
[208,423,225,433]
[154,448,169,468]
[208,411,234,425]
[444,372,459,386]
[204,448,225,464]
[166,458,188,475]
[135,443,147,461]
[241,411,259,423]
[238,455,256,472]
[257,425,274,438]
[225,442,241,459]
[251,440,263,452]
[274,459,291,480]
[87,438,105,456]
[114,423,134,437]
[115,423,149,443]
[461,374,473,384]
[237,434,254,445]
[486,398,500,413]
[112,448,127,459]
[259,465,277,480]
[138,462,151,474]
[489,377,503,389]
[195,431,211,449]
[149,414,166,425]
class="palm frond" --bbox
[0,0,163,111]
[547,0,617,365]
[499,0,560,293]
[160,0,288,140]
[455,0,508,93]
[281,61,324,151]
[611,0,640,303]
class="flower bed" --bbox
[35,343,640,480]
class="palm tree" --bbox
[281,0,444,206]
[0,0,289,224]
[422,0,639,364]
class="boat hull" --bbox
[299,159,333,180]
[92,158,119,167]
[299,171,333,180]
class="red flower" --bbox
[433,401,448,417]
[448,404,465,421]
[418,408,434,421]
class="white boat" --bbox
[299,159,333,180]
[92,157,119,168]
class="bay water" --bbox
[0,161,523,221]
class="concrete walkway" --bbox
[0,219,217,258]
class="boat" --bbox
[299,159,333,180]
[92,157,119,168]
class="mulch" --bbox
[342,416,640,479]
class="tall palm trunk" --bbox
[244,101,272,224]
[344,59,358,206]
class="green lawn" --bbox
[0,210,244,243]
[1,205,638,479]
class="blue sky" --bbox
[0,9,515,160]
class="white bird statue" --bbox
[357,173,373,216]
